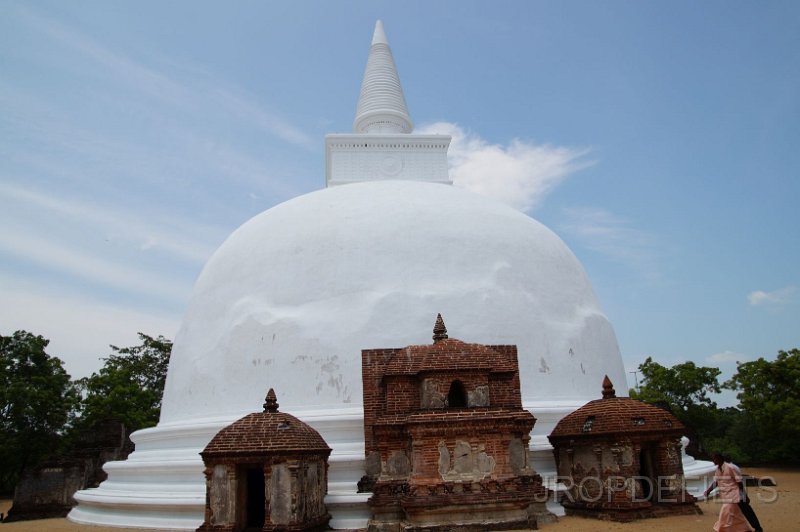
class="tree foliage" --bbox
[77,333,172,432]
[724,349,800,464]
[0,331,80,493]
[630,350,800,465]
[629,356,722,455]
[630,356,722,410]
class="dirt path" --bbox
[1,468,796,531]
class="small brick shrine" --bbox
[548,377,701,521]
[197,389,331,532]
[361,315,552,531]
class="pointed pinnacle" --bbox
[432,313,448,343]
[263,388,280,413]
[372,20,388,45]
[601,375,616,399]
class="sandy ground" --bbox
[0,468,796,531]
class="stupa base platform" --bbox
[68,403,714,530]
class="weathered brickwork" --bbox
[5,419,132,522]
[548,376,701,522]
[361,315,553,531]
[197,389,331,532]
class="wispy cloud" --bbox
[0,7,320,319]
[0,227,191,305]
[558,207,659,278]
[211,87,315,149]
[747,285,796,306]
[16,6,189,108]
[416,122,590,212]
[16,5,314,151]
[0,182,223,264]
[706,350,749,365]
[12,7,319,160]
[0,275,180,378]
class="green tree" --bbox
[630,356,722,454]
[630,356,722,410]
[0,331,80,493]
[724,348,800,464]
[698,407,758,465]
[77,333,172,432]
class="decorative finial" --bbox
[263,388,279,413]
[601,375,616,399]
[432,313,448,343]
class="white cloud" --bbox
[558,207,659,278]
[706,350,748,365]
[747,286,796,306]
[416,122,590,212]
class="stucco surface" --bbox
[161,179,626,424]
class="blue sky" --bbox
[1,1,798,404]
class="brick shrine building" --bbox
[197,389,331,532]
[360,315,552,531]
[548,377,701,521]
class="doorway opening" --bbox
[242,466,265,531]
[638,447,656,502]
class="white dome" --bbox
[161,179,626,423]
[70,179,629,530]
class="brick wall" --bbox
[551,434,698,521]
[5,419,132,522]
[361,332,552,530]
[361,341,525,459]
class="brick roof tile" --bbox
[549,397,685,439]
[378,338,517,375]
[202,411,330,456]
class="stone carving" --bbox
[437,441,450,478]
[508,437,527,475]
[476,449,496,476]
[209,465,233,525]
[453,441,476,474]
[438,441,496,481]
[421,378,445,408]
[270,463,291,525]
[665,439,680,465]
[385,451,410,477]
[467,385,490,407]
[365,451,382,476]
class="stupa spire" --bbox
[353,20,413,134]
[325,21,451,187]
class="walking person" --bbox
[703,452,753,532]
[725,456,764,532]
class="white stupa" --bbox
[69,21,705,529]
